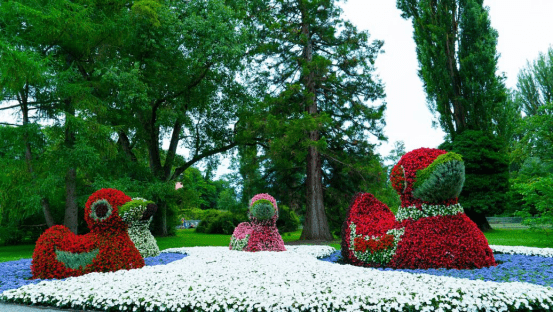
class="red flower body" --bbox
[31,189,144,279]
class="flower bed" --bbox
[1,246,552,312]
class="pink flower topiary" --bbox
[230,193,286,252]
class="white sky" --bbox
[1,0,552,179]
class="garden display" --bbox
[2,245,552,312]
[119,198,160,258]
[230,193,286,251]
[31,188,145,279]
[342,147,496,269]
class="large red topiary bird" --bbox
[31,189,144,279]
[341,147,496,269]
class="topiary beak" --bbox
[412,152,465,202]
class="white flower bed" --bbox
[2,246,552,312]
[489,245,553,257]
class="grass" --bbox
[484,228,553,248]
[0,228,551,263]
[0,244,35,263]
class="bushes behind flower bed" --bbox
[195,210,247,235]
[276,205,300,233]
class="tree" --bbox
[439,130,509,227]
[509,47,553,230]
[96,0,255,235]
[246,0,386,240]
[397,0,509,230]
[0,0,130,234]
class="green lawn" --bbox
[0,228,551,263]
[484,228,553,248]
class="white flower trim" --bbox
[349,223,405,265]
[128,221,160,258]
[230,235,250,251]
[2,246,551,312]
[396,203,464,221]
[490,245,553,258]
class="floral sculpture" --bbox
[341,147,496,269]
[31,188,144,279]
[229,193,286,252]
[119,198,160,258]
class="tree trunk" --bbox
[465,209,493,232]
[298,3,333,241]
[20,87,55,228]
[64,167,78,234]
[160,204,168,236]
[151,202,169,236]
[300,143,333,241]
[41,198,55,228]
[63,101,78,234]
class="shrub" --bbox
[249,200,275,221]
[276,205,300,233]
[439,130,509,227]
[195,210,245,235]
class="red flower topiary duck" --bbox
[341,148,496,269]
[31,188,144,279]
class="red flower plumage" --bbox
[31,189,144,279]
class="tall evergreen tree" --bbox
[397,0,509,230]
[247,0,386,240]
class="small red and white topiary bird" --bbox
[341,147,496,269]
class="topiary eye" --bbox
[90,199,113,222]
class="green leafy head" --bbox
[119,198,157,223]
[413,152,465,202]
[249,199,276,221]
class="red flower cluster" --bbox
[31,189,144,279]
[243,223,286,252]
[354,234,394,253]
[341,193,399,267]
[84,188,132,232]
[390,214,496,269]
[390,164,405,194]
[393,148,448,208]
